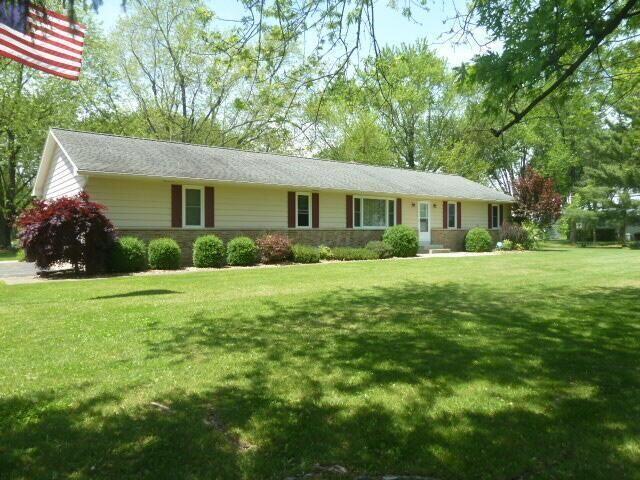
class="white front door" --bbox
[418,201,430,243]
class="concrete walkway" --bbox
[0,261,37,282]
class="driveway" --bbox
[0,261,37,281]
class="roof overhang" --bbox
[32,129,80,198]
[76,169,515,203]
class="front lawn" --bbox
[1,247,639,479]
[0,249,19,261]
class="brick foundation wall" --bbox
[118,228,385,265]
[431,229,500,251]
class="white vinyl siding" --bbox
[85,177,172,228]
[42,149,84,199]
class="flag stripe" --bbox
[0,45,79,79]
[0,3,85,80]
[0,26,82,64]
[29,30,84,55]
[27,17,85,43]
[0,38,81,70]
[29,5,87,31]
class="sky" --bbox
[93,0,494,67]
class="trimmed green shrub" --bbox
[193,235,226,268]
[332,247,379,261]
[465,227,493,252]
[227,236,258,266]
[256,233,292,263]
[382,225,419,257]
[148,238,182,270]
[292,244,321,263]
[16,249,26,262]
[501,239,514,251]
[366,240,394,259]
[108,236,147,273]
[318,245,334,260]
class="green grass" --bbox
[0,249,19,261]
[1,246,640,479]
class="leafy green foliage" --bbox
[148,238,182,270]
[108,237,147,273]
[500,223,531,249]
[318,245,334,260]
[465,228,493,252]
[383,225,419,257]
[227,237,258,266]
[365,240,394,259]
[193,235,226,268]
[291,244,321,263]
[331,247,379,261]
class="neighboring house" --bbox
[33,129,514,263]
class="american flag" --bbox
[0,1,86,80]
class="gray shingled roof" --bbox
[52,128,513,202]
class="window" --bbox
[354,198,361,227]
[492,205,499,228]
[388,200,395,226]
[184,186,203,227]
[354,197,395,228]
[296,193,311,227]
[448,202,457,228]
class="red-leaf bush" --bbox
[513,167,563,229]
[17,192,116,274]
[256,233,292,263]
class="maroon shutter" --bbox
[442,201,448,228]
[204,186,215,228]
[346,195,353,228]
[396,198,402,225]
[499,204,504,226]
[488,204,493,228]
[312,193,319,228]
[288,191,296,228]
[171,184,182,228]
[457,202,462,229]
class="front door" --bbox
[418,201,430,243]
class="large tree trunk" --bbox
[0,213,10,248]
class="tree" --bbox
[512,167,563,229]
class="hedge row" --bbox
[106,225,420,272]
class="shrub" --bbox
[332,247,379,261]
[148,238,182,270]
[227,236,258,266]
[628,241,640,250]
[17,192,115,274]
[256,233,292,263]
[16,248,26,262]
[366,240,394,259]
[465,227,493,252]
[318,245,334,260]
[193,235,226,268]
[500,222,530,246]
[382,225,419,257]
[291,244,321,263]
[522,221,543,249]
[501,239,514,251]
[108,237,147,273]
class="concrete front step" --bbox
[418,243,446,254]
[428,248,451,254]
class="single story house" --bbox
[33,129,514,263]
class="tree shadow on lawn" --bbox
[91,289,182,300]
[2,283,639,479]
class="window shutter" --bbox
[346,195,353,228]
[499,204,504,226]
[457,202,462,229]
[171,184,182,228]
[204,186,215,228]
[396,198,402,224]
[488,204,492,228]
[442,201,448,228]
[288,191,296,228]
[312,193,319,228]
